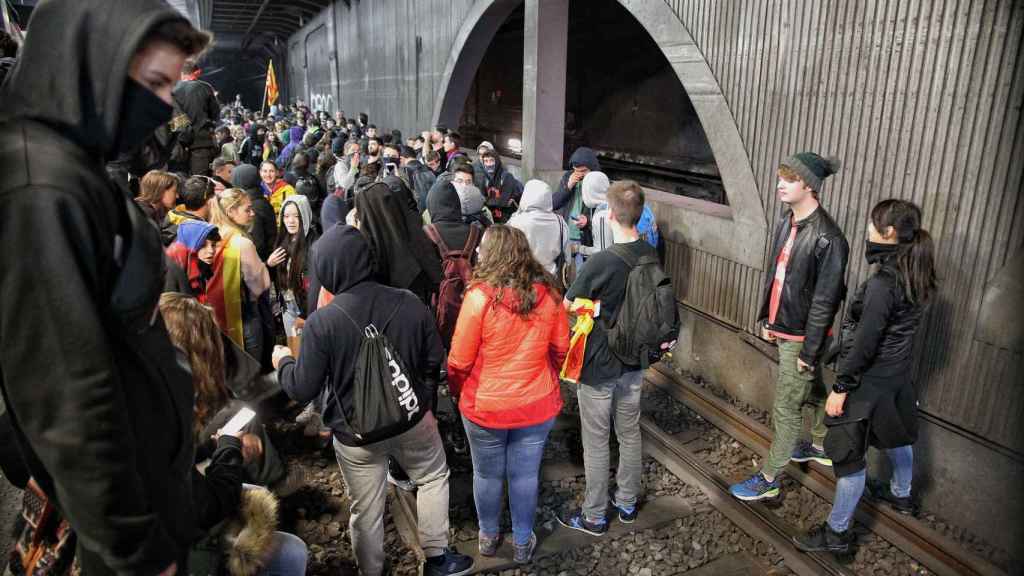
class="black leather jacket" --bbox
[758,206,849,365]
[835,258,923,390]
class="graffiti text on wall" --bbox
[310,92,334,112]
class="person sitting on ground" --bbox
[159,293,309,576]
[209,187,274,369]
[232,163,276,261]
[272,225,474,576]
[164,219,220,300]
[137,169,180,236]
[508,179,571,276]
[448,225,569,564]
[352,182,443,307]
[794,199,936,556]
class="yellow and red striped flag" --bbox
[265,60,279,106]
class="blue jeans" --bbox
[259,531,308,576]
[462,415,556,546]
[828,445,913,532]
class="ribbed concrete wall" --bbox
[661,0,1024,454]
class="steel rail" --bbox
[646,363,1007,576]
[641,415,855,576]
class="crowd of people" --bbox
[0,2,938,576]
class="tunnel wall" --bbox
[284,0,1024,560]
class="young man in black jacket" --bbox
[0,2,210,574]
[272,225,473,576]
[730,152,849,501]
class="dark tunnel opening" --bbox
[458,0,726,204]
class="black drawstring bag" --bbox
[328,296,426,443]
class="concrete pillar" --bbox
[522,0,568,182]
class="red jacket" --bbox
[448,283,569,429]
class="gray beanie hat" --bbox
[780,152,841,192]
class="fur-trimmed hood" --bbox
[222,488,279,576]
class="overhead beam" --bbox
[240,0,272,52]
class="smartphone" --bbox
[220,407,256,436]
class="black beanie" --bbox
[331,136,346,157]
[781,152,841,192]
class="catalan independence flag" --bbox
[265,60,279,107]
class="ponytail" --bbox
[209,187,251,239]
[871,199,938,304]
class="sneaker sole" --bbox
[556,516,607,536]
[731,487,781,501]
[791,456,833,466]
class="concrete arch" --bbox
[432,0,767,268]
[432,0,522,130]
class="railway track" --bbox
[645,363,1007,576]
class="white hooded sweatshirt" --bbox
[508,180,570,274]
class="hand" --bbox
[660,339,677,351]
[826,391,847,417]
[568,172,582,188]
[293,317,305,335]
[797,357,812,373]
[272,344,293,370]
[267,247,288,268]
[239,433,264,463]
[574,214,589,229]
[760,325,776,342]
[157,563,177,576]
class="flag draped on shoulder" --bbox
[265,60,279,106]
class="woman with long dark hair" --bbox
[447,225,569,564]
[795,199,937,556]
[268,195,317,352]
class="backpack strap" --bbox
[423,223,451,254]
[463,222,482,256]
[608,243,640,268]
[330,292,405,337]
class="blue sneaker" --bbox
[557,509,608,536]
[729,472,781,501]
[791,441,833,466]
[608,494,638,524]
[422,548,474,576]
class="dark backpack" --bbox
[424,223,482,348]
[606,244,680,368]
[328,297,426,443]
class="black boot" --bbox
[793,522,854,554]
[867,479,917,515]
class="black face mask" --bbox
[865,240,901,264]
[111,78,173,158]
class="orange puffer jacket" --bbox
[448,282,569,429]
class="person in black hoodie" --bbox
[473,148,522,224]
[272,226,473,576]
[795,199,937,555]
[400,144,436,214]
[0,2,211,574]
[426,181,477,253]
[552,147,601,247]
[232,163,277,261]
[172,60,221,176]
